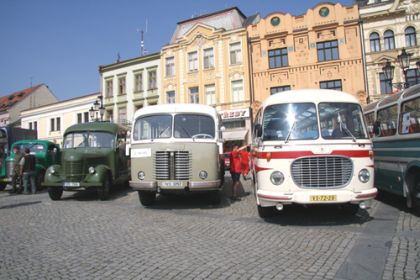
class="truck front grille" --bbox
[64,160,83,180]
[291,156,353,188]
[154,151,191,180]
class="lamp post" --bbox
[89,95,106,122]
[382,48,415,90]
[397,48,412,89]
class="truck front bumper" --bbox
[130,180,221,192]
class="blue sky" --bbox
[0,0,352,101]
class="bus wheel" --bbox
[0,183,6,191]
[257,205,276,218]
[98,176,112,201]
[409,173,420,215]
[48,187,63,200]
[138,191,156,207]
[340,203,359,215]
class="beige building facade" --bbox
[248,2,367,111]
[20,93,99,144]
[359,0,420,102]
[160,7,259,148]
[99,53,160,126]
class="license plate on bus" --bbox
[161,181,182,188]
[310,195,337,202]
[64,182,80,188]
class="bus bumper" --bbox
[256,188,378,207]
[130,180,221,192]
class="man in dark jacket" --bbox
[20,148,36,194]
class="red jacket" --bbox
[230,149,241,173]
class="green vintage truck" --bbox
[2,140,61,191]
[43,122,130,200]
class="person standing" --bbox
[11,146,23,193]
[20,148,37,194]
[230,145,245,201]
[240,145,250,179]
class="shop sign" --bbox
[220,108,250,120]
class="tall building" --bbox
[160,7,259,149]
[99,53,161,126]
[248,2,367,111]
[358,0,420,102]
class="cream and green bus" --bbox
[363,84,420,214]
[129,104,224,206]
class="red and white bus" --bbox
[252,89,377,218]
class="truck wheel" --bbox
[138,191,156,206]
[36,171,45,191]
[340,203,359,215]
[257,205,276,218]
[48,187,63,200]
[0,183,6,191]
[98,176,112,201]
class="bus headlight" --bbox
[138,171,145,180]
[358,169,370,183]
[199,170,208,180]
[88,167,95,174]
[270,171,284,185]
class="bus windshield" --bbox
[174,114,215,139]
[133,115,172,140]
[319,103,368,139]
[263,103,318,141]
[63,132,115,148]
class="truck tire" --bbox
[48,187,63,200]
[36,171,45,191]
[138,191,156,206]
[0,183,6,191]
[257,205,276,218]
[98,175,111,201]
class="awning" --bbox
[223,130,248,141]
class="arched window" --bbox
[405,26,417,47]
[370,32,381,52]
[384,30,395,50]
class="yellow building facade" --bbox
[248,2,367,111]
[160,7,258,147]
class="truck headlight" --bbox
[50,167,56,174]
[88,166,95,174]
[199,170,208,180]
[138,171,145,180]
[270,171,284,185]
[358,169,370,183]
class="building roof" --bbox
[0,84,44,113]
[170,7,247,43]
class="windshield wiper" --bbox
[284,120,296,144]
[337,114,356,142]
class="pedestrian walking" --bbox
[20,148,37,194]
[230,145,247,201]
[240,145,250,179]
[11,146,23,194]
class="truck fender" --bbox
[85,164,112,184]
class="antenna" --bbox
[117,52,121,62]
[30,76,33,87]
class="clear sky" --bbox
[0,0,352,101]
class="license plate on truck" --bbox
[310,195,337,202]
[64,182,80,187]
[160,181,182,187]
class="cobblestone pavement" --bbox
[0,175,419,280]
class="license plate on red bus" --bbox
[310,195,337,202]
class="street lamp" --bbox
[397,48,412,89]
[382,48,414,90]
[382,60,395,83]
[89,95,106,122]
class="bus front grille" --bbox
[154,151,191,180]
[291,156,353,188]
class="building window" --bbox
[223,120,246,129]
[205,84,216,105]
[384,30,395,50]
[148,70,157,90]
[77,112,90,123]
[77,113,83,124]
[268,48,288,68]
[317,40,339,62]
[189,87,199,104]
[134,73,143,92]
[407,69,420,87]
[50,117,61,132]
[230,42,242,65]
[166,57,175,77]
[167,91,175,104]
[105,79,113,98]
[405,26,417,47]
[370,32,381,52]
[118,107,127,124]
[203,48,214,69]
[320,80,342,91]
[118,76,126,95]
[379,73,392,94]
[271,85,291,95]
[29,121,37,131]
[188,51,198,71]
[232,80,244,102]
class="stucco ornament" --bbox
[403,0,420,15]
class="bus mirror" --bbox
[255,124,262,138]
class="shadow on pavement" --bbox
[61,184,133,201]
[0,200,42,210]
[262,204,373,226]
[375,190,419,216]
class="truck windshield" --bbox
[174,114,215,139]
[133,115,172,140]
[263,103,318,141]
[15,144,45,153]
[319,103,368,140]
[63,132,115,148]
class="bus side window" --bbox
[400,96,420,134]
